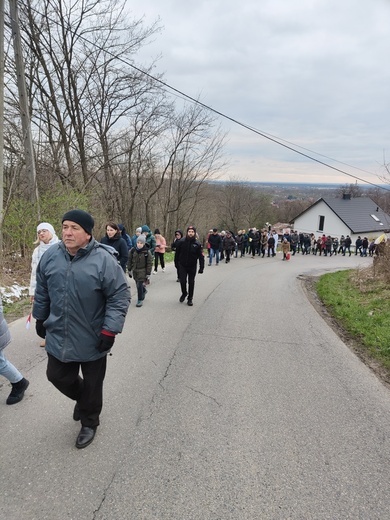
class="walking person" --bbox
[171,230,184,281]
[208,228,222,266]
[153,229,166,273]
[141,225,156,257]
[128,234,152,307]
[175,225,205,306]
[223,231,235,263]
[0,297,29,405]
[260,230,268,258]
[267,233,275,257]
[281,237,290,260]
[344,235,352,256]
[29,222,59,347]
[100,221,129,273]
[33,209,131,449]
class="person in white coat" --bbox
[29,222,59,346]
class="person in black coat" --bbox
[175,225,205,306]
[171,229,184,281]
[100,222,129,272]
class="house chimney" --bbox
[343,193,351,200]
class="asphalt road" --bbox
[1,251,389,520]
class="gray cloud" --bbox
[130,0,390,184]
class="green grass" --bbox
[316,270,390,369]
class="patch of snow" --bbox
[0,284,29,303]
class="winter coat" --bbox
[281,241,290,254]
[208,233,222,250]
[235,234,244,250]
[223,235,236,252]
[100,233,129,272]
[248,230,260,247]
[33,239,131,363]
[141,226,156,256]
[267,236,275,247]
[127,246,153,282]
[29,235,60,296]
[0,299,11,352]
[175,236,205,270]
[155,234,167,254]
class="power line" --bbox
[21,5,390,192]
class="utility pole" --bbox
[9,0,39,209]
[0,0,4,250]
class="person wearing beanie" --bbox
[61,209,94,235]
[0,296,29,405]
[100,222,129,273]
[141,225,156,257]
[29,222,60,347]
[174,225,204,306]
[153,228,166,274]
[131,227,143,249]
[171,230,184,282]
[33,209,131,449]
[127,233,152,307]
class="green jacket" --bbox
[128,246,153,282]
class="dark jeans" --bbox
[46,353,107,428]
[179,264,197,300]
[136,280,146,301]
[154,252,165,271]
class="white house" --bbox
[290,194,390,243]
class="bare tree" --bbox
[336,183,363,198]
[12,0,161,190]
[147,103,226,236]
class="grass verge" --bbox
[316,268,390,370]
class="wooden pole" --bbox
[9,0,39,209]
[0,0,4,250]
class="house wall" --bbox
[293,200,351,238]
[293,201,383,245]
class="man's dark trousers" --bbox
[46,353,107,428]
[179,264,197,300]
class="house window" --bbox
[318,215,325,231]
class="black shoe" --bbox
[179,293,187,303]
[76,426,97,449]
[73,403,80,421]
[6,378,29,405]
[187,299,193,306]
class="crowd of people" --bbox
[2,214,383,450]
[203,228,380,260]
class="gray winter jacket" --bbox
[0,301,11,352]
[33,239,131,362]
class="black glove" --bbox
[97,333,115,353]
[36,320,46,339]
[128,272,133,278]
[198,269,204,274]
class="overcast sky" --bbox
[128,0,390,186]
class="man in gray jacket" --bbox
[33,209,131,449]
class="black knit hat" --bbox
[62,209,94,235]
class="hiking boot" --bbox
[6,378,29,405]
[187,299,193,306]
